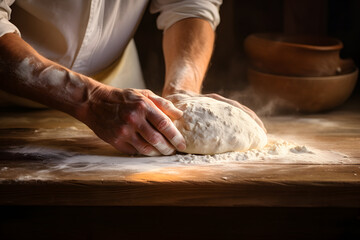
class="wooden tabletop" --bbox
[0,101,359,207]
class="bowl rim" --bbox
[248,67,359,80]
[248,33,344,51]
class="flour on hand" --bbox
[173,95,267,154]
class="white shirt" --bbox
[0,0,221,76]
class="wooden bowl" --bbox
[244,33,354,77]
[248,67,358,112]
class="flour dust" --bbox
[176,135,348,165]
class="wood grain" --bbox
[0,103,360,206]
[1,179,360,207]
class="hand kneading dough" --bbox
[174,96,267,154]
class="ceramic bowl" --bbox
[244,33,354,77]
[248,67,358,112]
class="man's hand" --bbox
[79,86,186,156]
[0,33,186,156]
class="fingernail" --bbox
[171,134,186,151]
[153,142,175,155]
[177,142,186,152]
[146,150,161,157]
[171,105,183,117]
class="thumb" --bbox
[144,92,183,120]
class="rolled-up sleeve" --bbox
[0,0,20,37]
[150,0,222,31]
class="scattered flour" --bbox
[39,66,66,86]
[1,124,350,181]
[16,57,36,83]
[1,137,350,181]
[175,138,344,165]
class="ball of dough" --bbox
[173,96,267,154]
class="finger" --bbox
[147,94,183,120]
[137,121,176,155]
[205,93,225,102]
[257,119,267,133]
[206,93,240,107]
[163,94,185,105]
[238,105,267,133]
[129,133,162,156]
[146,105,186,152]
[111,141,138,155]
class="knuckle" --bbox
[148,133,161,145]
[117,125,130,138]
[111,138,137,155]
[122,88,133,97]
[139,144,153,155]
[124,111,137,125]
[145,89,154,95]
[157,118,170,131]
[134,100,147,112]
[162,100,173,108]
[124,88,133,94]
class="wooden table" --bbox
[1,101,360,207]
[1,102,360,239]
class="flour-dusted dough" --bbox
[173,96,267,154]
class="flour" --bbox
[176,137,346,165]
[68,72,85,87]
[16,57,66,87]
[167,62,201,92]
[16,57,36,83]
[2,145,181,182]
[290,145,313,154]
[1,135,350,182]
[15,58,85,99]
[39,66,66,86]
[173,95,267,154]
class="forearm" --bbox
[0,33,98,119]
[0,33,186,155]
[162,18,215,97]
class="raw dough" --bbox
[173,96,267,154]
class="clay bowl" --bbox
[244,33,353,77]
[248,67,358,112]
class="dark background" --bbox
[135,0,360,99]
[1,206,359,239]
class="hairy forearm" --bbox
[0,33,186,155]
[0,33,98,119]
[162,18,215,97]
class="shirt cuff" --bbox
[0,0,21,38]
[0,17,20,37]
[150,0,222,31]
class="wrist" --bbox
[163,61,204,98]
[70,75,102,123]
[162,81,201,98]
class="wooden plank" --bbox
[1,179,360,207]
[0,106,360,206]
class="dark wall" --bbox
[328,0,360,95]
[135,0,360,97]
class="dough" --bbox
[173,96,267,154]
